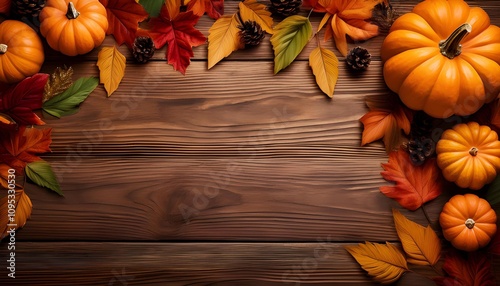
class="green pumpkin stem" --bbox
[66,2,80,19]
[0,44,7,54]
[439,23,472,59]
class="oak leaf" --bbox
[185,0,223,20]
[392,209,441,266]
[309,46,338,98]
[99,0,149,46]
[434,251,496,286]
[207,14,243,69]
[346,241,409,284]
[239,0,273,34]
[0,188,32,239]
[97,46,126,97]
[150,5,206,74]
[43,66,73,102]
[380,149,443,211]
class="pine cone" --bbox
[407,138,435,165]
[132,36,155,64]
[269,0,302,18]
[346,47,371,71]
[239,21,265,47]
[410,111,434,139]
[13,0,45,17]
[371,2,398,34]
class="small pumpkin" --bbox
[381,0,500,118]
[0,20,44,83]
[436,122,500,190]
[39,0,108,56]
[0,0,10,14]
[440,194,497,252]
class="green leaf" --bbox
[270,15,312,74]
[43,77,99,118]
[486,175,500,207]
[25,161,63,196]
[139,0,164,17]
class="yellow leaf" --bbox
[238,0,273,34]
[167,0,181,19]
[318,13,331,32]
[97,46,126,97]
[392,209,441,266]
[346,241,408,284]
[1,188,32,239]
[208,14,243,69]
[309,46,339,98]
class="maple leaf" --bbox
[380,149,443,211]
[345,241,409,284]
[99,0,149,46]
[434,251,496,286]
[149,5,206,74]
[97,46,126,97]
[185,0,223,20]
[0,126,52,174]
[0,74,48,127]
[0,188,32,239]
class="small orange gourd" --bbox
[440,194,497,252]
[436,122,500,190]
[39,0,108,56]
[381,0,500,118]
[0,20,44,83]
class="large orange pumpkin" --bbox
[0,20,44,83]
[39,0,108,56]
[381,0,500,118]
[440,194,497,252]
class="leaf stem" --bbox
[307,8,314,20]
[421,204,433,226]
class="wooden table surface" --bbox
[1,0,500,285]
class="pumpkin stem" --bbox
[465,218,475,229]
[0,44,6,54]
[439,23,472,59]
[469,147,478,156]
[66,2,80,19]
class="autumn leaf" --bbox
[434,251,496,286]
[43,77,99,118]
[0,0,11,14]
[271,15,312,74]
[0,113,17,130]
[97,46,126,97]
[207,14,243,69]
[139,0,167,17]
[392,209,441,266]
[26,160,62,196]
[239,0,273,34]
[0,188,32,239]
[149,5,206,74]
[186,0,223,20]
[99,0,149,46]
[43,66,73,102]
[309,46,338,98]
[380,149,444,211]
[0,163,13,189]
[0,74,48,127]
[346,241,409,284]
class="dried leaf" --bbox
[0,188,32,239]
[392,209,441,266]
[309,46,338,98]
[271,16,312,74]
[43,77,99,118]
[99,0,149,46]
[346,241,409,284]
[239,0,273,34]
[43,66,73,102]
[186,0,223,20]
[97,46,126,97]
[207,14,243,69]
[380,149,444,211]
[370,2,398,34]
[434,251,496,286]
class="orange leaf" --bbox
[434,251,495,286]
[99,0,149,46]
[186,0,223,20]
[0,188,32,239]
[380,149,444,211]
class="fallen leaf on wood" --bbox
[207,14,243,69]
[97,46,126,97]
[26,160,63,196]
[43,77,99,118]
[0,188,32,239]
[434,251,495,286]
[185,0,223,20]
[100,0,149,46]
[239,0,273,34]
[309,46,338,98]
[43,66,73,102]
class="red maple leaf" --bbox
[434,251,496,286]
[99,0,149,46]
[380,149,443,211]
[186,0,223,20]
[149,5,206,75]
[0,74,48,128]
[0,126,52,173]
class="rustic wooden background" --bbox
[1,0,500,285]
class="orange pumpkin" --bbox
[436,122,500,190]
[39,0,108,56]
[380,0,500,118]
[0,0,10,14]
[440,194,497,252]
[0,20,44,83]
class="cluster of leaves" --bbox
[0,69,98,238]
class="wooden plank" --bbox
[16,157,447,241]
[0,242,440,285]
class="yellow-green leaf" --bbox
[392,209,441,266]
[0,188,32,239]
[239,0,273,34]
[270,15,312,74]
[346,241,409,284]
[97,46,126,97]
[26,160,63,196]
[208,14,243,69]
[309,46,339,98]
